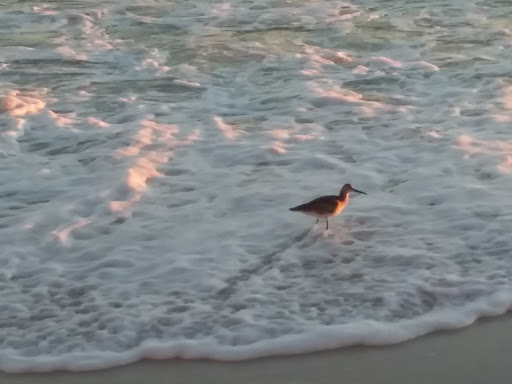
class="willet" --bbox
[289,183,366,230]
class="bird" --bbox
[289,183,367,230]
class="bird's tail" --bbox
[289,205,302,211]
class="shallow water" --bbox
[1,0,512,373]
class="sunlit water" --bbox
[1,0,512,373]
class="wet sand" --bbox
[2,313,511,384]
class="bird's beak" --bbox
[353,188,367,195]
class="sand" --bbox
[2,313,511,384]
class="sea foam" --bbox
[1,0,512,374]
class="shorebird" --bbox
[289,184,366,230]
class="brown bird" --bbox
[289,184,367,230]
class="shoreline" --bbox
[2,313,511,384]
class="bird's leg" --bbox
[316,218,319,224]
[326,219,329,230]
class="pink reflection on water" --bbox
[456,135,512,174]
[86,117,111,127]
[309,84,363,106]
[491,114,510,123]
[300,45,355,76]
[503,85,512,110]
[269,142,288,154]
[267,125,319,154]
[0,90,46,117]
[110,120,199,215]
[500,155,512,173]
[55,46,88,61]
[213,116,243,140]
[51,219,92,244]
[370,56,403,68]
[47,110,75,128]
[353,65,369,75]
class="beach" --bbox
[2,314,511,384]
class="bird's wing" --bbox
[297,195,339,214]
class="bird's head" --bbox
[340,183,367,197]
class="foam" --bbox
[2,0,512,374]
[456,135,512,174]
[0,91,46,117]
[503,85,512,109]
[109,119,197,216]
[213,116,244,141]
[369,56,404,68]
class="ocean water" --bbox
[1,0,512,373]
